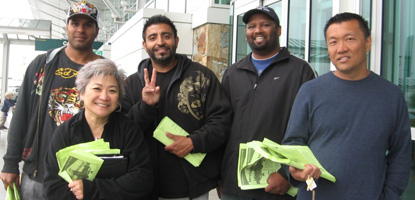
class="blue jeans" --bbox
[20,172,45,200]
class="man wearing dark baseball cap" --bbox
[1,1,101,199]
[242,6,280,26]
[220,5,316,200]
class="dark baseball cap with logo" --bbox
[242,6,280,26]
[67,1,98,25]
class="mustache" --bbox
[154,44,169,50]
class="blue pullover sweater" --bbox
[283,72,411,200]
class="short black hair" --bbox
[324,12,370,39]
[142,15,177,41]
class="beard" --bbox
[248,37,279,53]
[147,44,177,65]
[247,29,280,54]
[249,42,269,52]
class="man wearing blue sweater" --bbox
[282,13,411,199]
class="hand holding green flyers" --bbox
[237,138,336,197]
[56,139,120,182]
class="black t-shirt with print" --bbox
[38,50,83,180]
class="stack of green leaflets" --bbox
[153,116,206,167]
[238,138,336,196]
[56,139,120,182]
[238,143,298,196]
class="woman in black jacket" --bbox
[43,59,153,200]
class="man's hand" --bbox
[68,180,84,200]
[289,164,321,181]
[164,132,194,158]
[0,172,20,191]
[216,181,223,198]
[264,172,290,195]
[142,68,160,106]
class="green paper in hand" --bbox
[257,138,336,182]
[58,150,104,182]
[56,139,120,182]
[237,143,298,197]
[5,183,20,200]
[153,116,206,167]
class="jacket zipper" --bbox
[33,65,46,178]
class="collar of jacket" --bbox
[238,47,291,72]
[136,54,192,87]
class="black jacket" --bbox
[43,111,153,200]
[2,47,66,181]
[221,48,316,200]
[120,54,232,198]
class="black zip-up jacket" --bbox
[43,111,153,200]
[120,54,232,198]
[2,47,66,181]
[221,48,316,200]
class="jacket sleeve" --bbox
[2,54,46,174]
[381,95,411,199]
[120,73,157,133]
[83,122,153,200]
[188,69,233,153]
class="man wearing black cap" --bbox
[1,1,101,199]
[220,6,316,200]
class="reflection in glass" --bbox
[215,0,230,5]
[288,0,307,59]
[235,14,248,62]
[310,0,332,76]
[361,0,372,69]
[381,1,415,198]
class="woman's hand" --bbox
[68,180,84,200]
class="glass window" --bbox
[309,0,332,76]
[268,2,282,19]
[215,0,230,5]
[228,3,234,66]
[37,20,51,30]
[361,1,372,27]
[361,0,372,69]
[287,0,307,59]
[234,2,282,63]
[381,1,415,198]
[235,14,248,62]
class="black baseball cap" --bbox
[242,6,280,26]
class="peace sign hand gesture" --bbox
[142,68,160,106]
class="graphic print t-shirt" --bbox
[38,50,83,179]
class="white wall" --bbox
[106,8,192,76]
